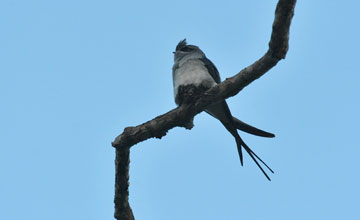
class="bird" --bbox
[172,39,275,181]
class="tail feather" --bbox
[235,137,244,166]
[243,142,272,181]
[235,135,273,181]
[243,141,274,174]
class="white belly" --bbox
[173,59,217,98]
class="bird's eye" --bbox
[180,46,193,52]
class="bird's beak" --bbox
[172,52,175,54]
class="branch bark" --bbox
[112,0,296,219]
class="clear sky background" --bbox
[1,1,359,220]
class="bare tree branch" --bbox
[112,0,296,219]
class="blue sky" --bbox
[1,0,360,219]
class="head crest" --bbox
[175,39,187,51]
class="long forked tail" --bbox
[206,100,274,180]
[235,135,274,181]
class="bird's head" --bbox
[173,39,205,62]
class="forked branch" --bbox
[112,1,296,219]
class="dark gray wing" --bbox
[200,57,221,84]
[232,117,275,138]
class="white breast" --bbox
[173,59,217,99]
